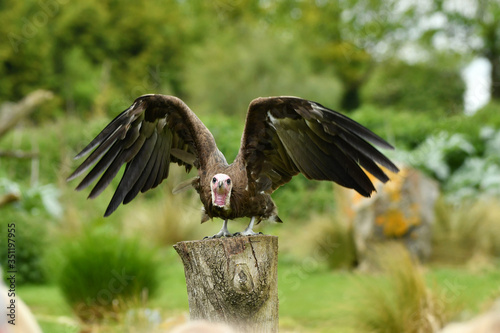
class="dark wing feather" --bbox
[67,94,218,216]
[236,96,399,196]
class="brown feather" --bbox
[69,94,219,216]
[105,131,158,216]
[69,94,398,223]
[236,96,399,197]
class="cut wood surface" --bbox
[174,235,278,333]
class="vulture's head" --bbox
[210,173,232,209]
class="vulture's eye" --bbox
[226,179,231,185]
[212,177,217,183]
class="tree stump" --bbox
[173,235,278,332]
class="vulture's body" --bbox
[68,95,399,237]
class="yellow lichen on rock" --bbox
[336,164,439,267]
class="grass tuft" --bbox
[56,228,161,322]
[432,198,500,264]
[351,243,457,333]
[280,212,357,270]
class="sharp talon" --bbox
[204,231,233,239]
[237,217,261,236]
[235,229,261,236]
[204,219,233,239]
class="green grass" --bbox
[17,250,500,333]
[278,266,356,332]
[16,285,78,332]
[426,265,500,313]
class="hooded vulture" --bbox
[68,95,399,238]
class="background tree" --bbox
[362,60,465,115]
[289,0,421,111]
[429,0,500,100]
[0,0,475,116]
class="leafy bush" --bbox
[444,127,500,199]
[391,126,500,201]
[360,101,498,202]
[0,179,61,284]
[353,99,500,152]
[351,105,439,149]
[60,47,101,113]
[272,175,338,221]
[394,132,475,181]
[315,215,357,270]
[362,61,465,115]
[56,229,161,322]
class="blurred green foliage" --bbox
[183,29,342,117]
[382,111,500,201]
[0,180,60,284]
[0,0,473,118]
[316,216,358,270]
[55,228,161,321]
[429,1,500,100]
[352,101,500,150]
[433,198,500,264]
[362,61,465,115]
[1,0,188,116]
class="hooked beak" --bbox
[217,181,224,190]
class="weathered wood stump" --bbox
[173,235,278,332]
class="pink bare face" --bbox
[211,173,232,208]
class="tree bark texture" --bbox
[173,235,278,332]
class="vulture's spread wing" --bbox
[237,96,399,196]
[67,94,220,216]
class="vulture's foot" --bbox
[204,219,233,239]
[234,216,262,236]
[234,230,263,237]
[204,230,233,239]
